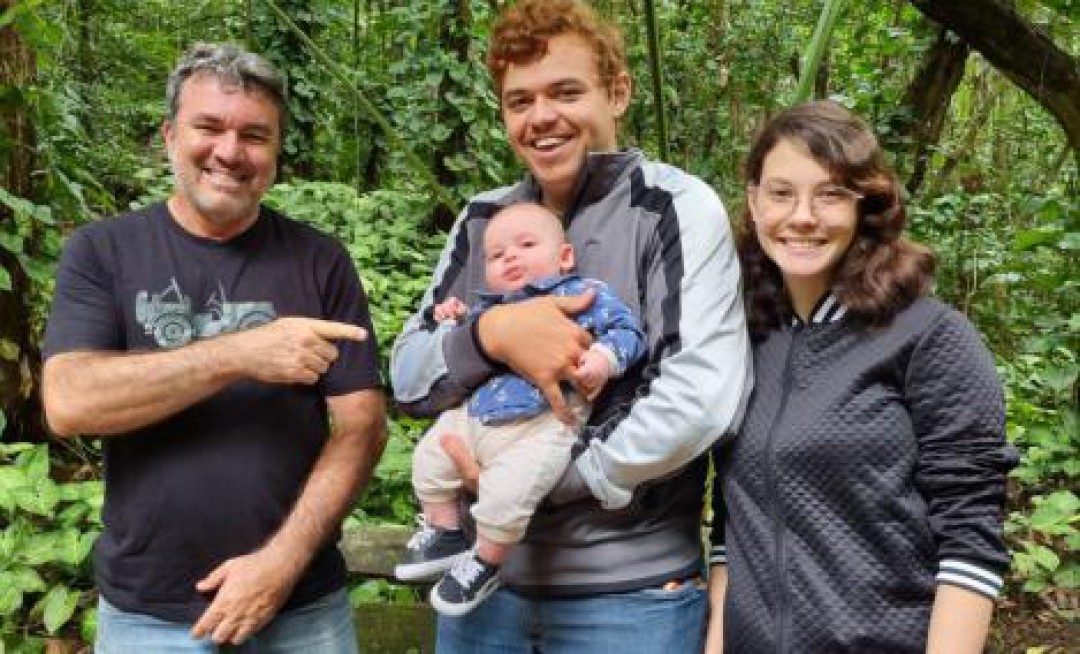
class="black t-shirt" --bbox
[43,203,381,622]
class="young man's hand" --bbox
[477,291,595,424]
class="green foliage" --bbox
[0,189,61,313]
[0,443,102,647]
[263,181,443,369]
[263,181,440,525]
[1007,490,1080,599]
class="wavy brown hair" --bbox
[486,0,627,97]
[739,101,935,338]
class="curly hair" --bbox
[739,101,935,338]
[486,0,627,97]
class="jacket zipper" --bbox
[764,327,800,653]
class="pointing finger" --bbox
[306,319,367,342]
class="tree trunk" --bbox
[891,27,970,196]
[75,0,96,85]
[909,0,1080,155]
[0,0,45,442]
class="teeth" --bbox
[534,137,566,150]
[205,170,245,185]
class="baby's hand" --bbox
[574,347,615,401]
[433,296,469,323]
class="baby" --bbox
[395,202,645,616]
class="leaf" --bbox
[1040,365,1079,394]
[0,583,23,616]
[2,566,45,594]
[0,267,10,292]
[0,409,6,438]
[13,485,57,517]
[0,6,16,29]
[0,231,23,255]
[0,465,26,494]
[18,256,55,285]
[16,444,49,483]
[1032,491,1080,523]
[0,186,39,217]
[0,338,20,362]
[40,585,80,634]
[1012,227,1063,251]
[1028,544,1061,571]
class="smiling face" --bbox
[749,138,860,309]
[483,204,575,294]
[163,72,280,240]
[500,34,630,215]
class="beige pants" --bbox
[412,399,587,544]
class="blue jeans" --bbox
[95,588,358,653]
[436,580,707,653]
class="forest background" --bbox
[0,0,1076,651]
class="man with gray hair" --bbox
[42,43,386,651]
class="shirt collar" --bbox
[791,291,847,327]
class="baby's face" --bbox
[483,205,574,294]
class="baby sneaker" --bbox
[429,553,501,617]
[393,516,471,582]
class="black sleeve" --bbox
[316,241,383,396]
[908,309,1017,597]
[43,226,122,358]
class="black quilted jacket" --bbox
[710,297,1016,653]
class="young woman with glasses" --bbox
[705,101,1016,653]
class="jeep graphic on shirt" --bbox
[135,278,276,348]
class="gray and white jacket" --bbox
[391,150,752,595]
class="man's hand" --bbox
[229,317,366,385]
[191,547,301,645]
[478,292,595,424]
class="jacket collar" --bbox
[791,291,847,327]
[520,149,644,221]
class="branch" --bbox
[909,0,1080,152]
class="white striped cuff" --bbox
[937,558,1004,599]
[709,545,727,566]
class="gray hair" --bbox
[165,43,287,133]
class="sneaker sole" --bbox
[394,552,471,582]
[429,575,501,617]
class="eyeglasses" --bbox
[753,182,863,218]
